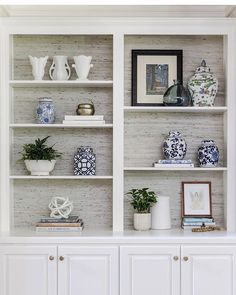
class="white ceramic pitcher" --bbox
[49,55,71,80]
[72,55,93,80]
[29,55,48,80]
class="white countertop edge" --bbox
[0,228,236,244]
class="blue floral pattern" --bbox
[163,131,187,160]
[36,98,55,124]
[198,140,219,167]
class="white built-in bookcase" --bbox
[0,18,236,233]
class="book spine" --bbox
[182,222,215,226]
[154,164,194,168]
[62,120,105,125]
[158,159,192,164]
[64,115,104,121]
[183,218,214,223]
[36,226,84,232]
[36,222,83,227]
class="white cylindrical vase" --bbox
[151,196,171,229]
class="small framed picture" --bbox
[132,49,183,106]
[182,182,212,217]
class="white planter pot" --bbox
[151,196,171,230]
[133,213,151,231]
[24,160,56,176]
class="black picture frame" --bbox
[132,49,183,106]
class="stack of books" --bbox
[63,115,105,125]
[182,217,215,230]
[36,216,84,232]
[153,159,194,168]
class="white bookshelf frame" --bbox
[0,18,235,233]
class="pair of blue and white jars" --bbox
[163,131,219,167]
[36,97,55,124]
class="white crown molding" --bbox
[0,5,233,18]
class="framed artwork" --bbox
[132,49,183,106]
[182,182,212,217]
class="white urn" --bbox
[24,160,56,176]
[151,196,171,230]
[49,55,71,80]
[72,55,93,80]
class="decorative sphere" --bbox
[48,197,73,219]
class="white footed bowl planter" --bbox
[151,196,171,230]
[134,213,151,231]
[24,160,56,176]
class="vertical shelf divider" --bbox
[113,33,124,231]
[0,29,10,231]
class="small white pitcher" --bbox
[29,55,48,80]
[72,55,93,80]
[49,55,71,80]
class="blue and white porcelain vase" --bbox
[163,131,187,160]
[36,97,55,124]
[198,140,219,167]
[188,60,218,107]
[74,146,96,175]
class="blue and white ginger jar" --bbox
[36,97,55,124]
[188,60,218,107]
[163,131,187,160]
[198,140,219,167]
[74,146,96,176]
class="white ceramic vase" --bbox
[49,55,71,80]
[72,55,93,80]
[29,55,48,80]
[151,196,171,230]
[24,160,56,176]
[133,213,151,231]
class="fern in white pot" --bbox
[19,136,62,176]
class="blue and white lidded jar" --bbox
[163,131,187,160]
[74,146,96,176]
[36,97,55,124]
[198,140,219,167]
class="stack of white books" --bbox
[63,115,105,125]
[153,159,194,168]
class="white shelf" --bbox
[124,106,227,113]
[10,80,113,88]
[124,167,227,171]
[9,123,113,128]
[10,175,113,180]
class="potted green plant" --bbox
[126,188,157,231]
[19,136,62,176]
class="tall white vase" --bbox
[49,55,71,80]
[151,196,171,229]
[29,55,48,80]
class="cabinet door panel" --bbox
[182,245,236,295]
[120,245,180,295]
[58,245,119,295]
[0,245,57,295]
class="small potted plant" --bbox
[126,188,157,231]
[19,136,62,176]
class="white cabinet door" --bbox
[120,245,180,295]
[0,245,57,295]
[58,245,119,295]
[182,245,236,295]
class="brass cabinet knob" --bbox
[173,256,179,261]
[59,256,65,261]
[183,256,189,261]
[49,256,54,261]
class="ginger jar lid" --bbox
[195,60,211,74]
[168,131,182,138]
[201,140,216,146]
